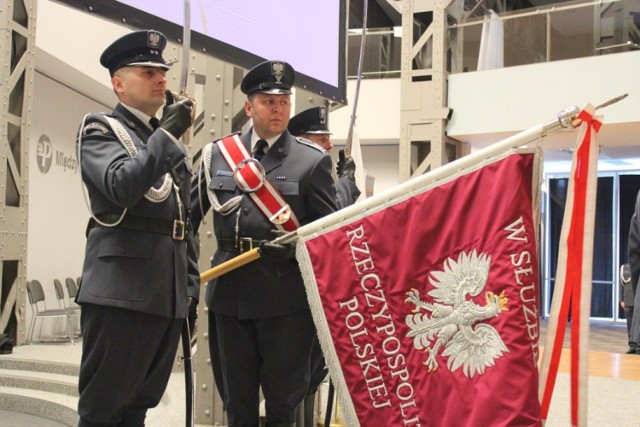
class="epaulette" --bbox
[295,136,326,153]
[82,112,113,136]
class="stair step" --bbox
[0,387,78,426]
[0,357,79,376]
[0,352,80,426]
[0,344,197,426]
[0,368,77,396]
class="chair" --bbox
[65,277,82,334]
[56,279,82,336]
[26,280,77,345]
[66,277,80,304]
[53,279,67,309]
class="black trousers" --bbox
[308,334,328,394]
[213,309,314,426]
[77,303,182,426]
[625,305,634,344]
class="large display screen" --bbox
[54,0,347,104]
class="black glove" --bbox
[187,296,197,336]
[259,232,296,260]
[160,90,194,139]
[336,149,356,182]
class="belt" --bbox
[217,238,269,254]
[86,214,189,240]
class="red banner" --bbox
[298,151,542,427]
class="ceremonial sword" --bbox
[178,2,195,427]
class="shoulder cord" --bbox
[77,113,174,228]
[77,113,126,227]
[105,116,174,202]
[199,142,242,217]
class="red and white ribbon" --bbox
[539,104,601,427]
[217,134,300,232]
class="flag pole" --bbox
[199,105,580,283]
[292,106,581,237]
[200,248,262,283]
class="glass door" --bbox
[542,172,640,322]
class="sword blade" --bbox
[179,0,191,95]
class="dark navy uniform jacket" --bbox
[191,129,337,319]
[336,176,361,208]
[293,136,361,209]
[78,103,200,318]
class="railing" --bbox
[347,29,401,79]
[346,0,639,78]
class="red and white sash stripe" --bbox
[216,134,300,232]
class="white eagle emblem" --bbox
[148,31,161,48]
[404,250,509,378]
[271,61,284,82]
[319,107,327,124]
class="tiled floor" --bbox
[540,319,631,354]
[0,319,635,427]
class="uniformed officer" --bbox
[288,106,361,426]
[76,30,199,426]
[620,263,634,352]
[288,106,361,208]
[629,190,640,354]
[191,60,337,427]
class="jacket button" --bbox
[243,208,250,215]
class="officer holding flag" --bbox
[191,60,337,427]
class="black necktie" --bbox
[149,117,160,130]
[253,139,268,161]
